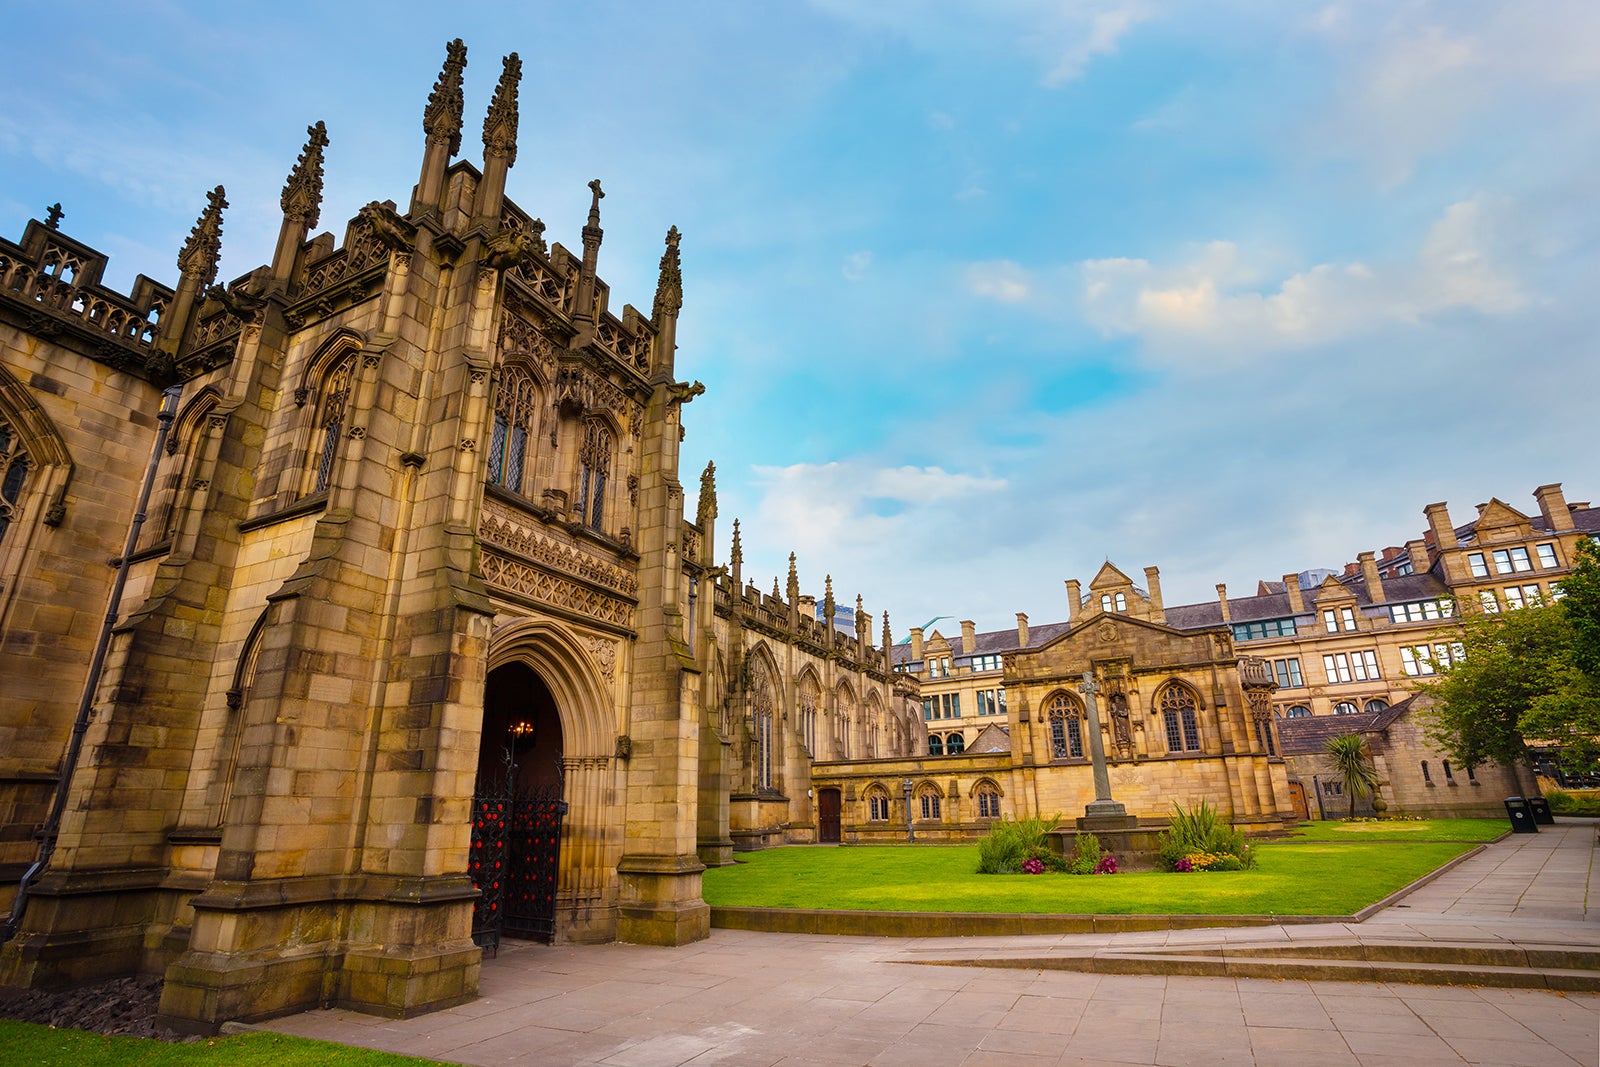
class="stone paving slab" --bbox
[263,821,1600,1066]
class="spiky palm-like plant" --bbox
[1326,733,1380,819]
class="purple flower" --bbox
[1174,857,1194,873]
[1021,857,1046,875]
[1095,856,1119,875]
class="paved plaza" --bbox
[264,823,1600,1066]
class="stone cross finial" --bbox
[483,53,522,167]
[424,39,468,155]
[653,225,683,321]
[280,121,329,228]
[45,203,63,228]
[178,186,228,288]
[586,179,605,227]
[696,461,717,528]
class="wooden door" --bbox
[818,788,842,843]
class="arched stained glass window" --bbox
[1158,684,1202,752]
[0,419,29,548]
[578,419,612,532]
[312,351,357,494]
[1048,693,1084,759]
[488,364,540,493]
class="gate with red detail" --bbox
[470,776,567,952]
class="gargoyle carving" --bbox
[358,201,417,253]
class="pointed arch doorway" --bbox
[472,662,568,950]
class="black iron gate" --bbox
[470,760,567,954]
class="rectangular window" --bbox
[1479,591,1500,614]
[1341,607,1357,630]
[949,693,961,717]
[997,689,1007,716]
[1323,653,1352,684]
[1232,618,1298,642]
[1163,713,1183,752]
[970,654,1003,672]
[1504,586,1525,610]
[1401,646,1435,677]
[923,699,933,721]
[1272,658,1304,688]
[1510,547,1532,572]
[1353,649,1380,681]
[1388,599,1453,623]
[1322,609,1338,633]
[1536,543,1558,568]
[1468,553,1489,578]
[1551,582,1566,601]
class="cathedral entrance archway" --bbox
[472,663,567,949]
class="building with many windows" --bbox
[842,484,1593,841]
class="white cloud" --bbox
[1078,197,1525,362]
[965,260,1033,304]
[842,250,872,281]
[1041,4,1152,87]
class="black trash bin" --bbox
[1527,795,1555,825]
[1504,796,1540,833]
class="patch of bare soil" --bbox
[0,974,194,1040]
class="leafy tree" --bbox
[1422,540,1600,779]
[1325,734,1379,818]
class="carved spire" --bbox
[178,186,227,288]
[730,518,743,585]
[824,575,835,621]
[280,121,328,228]
[856,594,865,620]
[424,38,468,155]
[481,53,522,167]
[653,226,682,322]
[786,552,799,602]
[772,577,781,599]
[696,461,717,529]
[882,611,892,651]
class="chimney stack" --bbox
[1424,502,1458,550]
[1016,613,1029,647]
[1216,583,1231,624]
[1065,579,1082,621]
[1534,483,1574,532]
[960,619,976,656]
[1358,551,1385,605]
[910,627,924,663]
[1406,539,1430,575]
[1143,565,1164,622]
[1283,573,1304,614]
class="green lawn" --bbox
[0,1022,447,1067]
[702,821,1494,916]
[1285,817,1506,843]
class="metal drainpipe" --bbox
[4,384,181,942]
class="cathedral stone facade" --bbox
[0,42,916,1031]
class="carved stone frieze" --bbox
[497,308,558,380]
[481,549,634,628]
[585,635,617,686]
[479,497,638,597]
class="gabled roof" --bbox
[1275,695,1418,756]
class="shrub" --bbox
[1066,832,1103,875]
[1546,788,1600,816]
[976,814,1062,874]
[1158,800,1255,872]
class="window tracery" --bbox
[310,350,357,494]
[0,419,30,548]
[974,783,1001,819]
[488,363,540,494]
[1047,692,1084,760]
[577,418,612,531]
[1157,683,1202,752]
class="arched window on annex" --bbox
[915,781,943,822]
[864,783,892,822]
[294,331,363,499]
[927,734,944,756]
[797,671,821,759]
[576,416,614,533]
[945,731,965,754]
[1334,701,1360,716]
[971,779,1003,820]
[1047,690,1085,760]
[1282,704,1312,719]
[1363,698,1390,714]
[486,360,545,496]
[1156,681,1203,753]
[0,365,72,618]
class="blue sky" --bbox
[4,2,1596,636]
